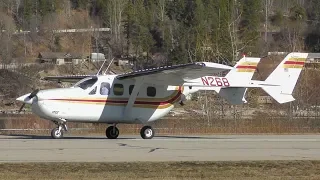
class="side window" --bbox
[89,86,97,95]
[100,82,110,95]
[147,86,156,97]
[129,85,134,95]
[113,84,124,96]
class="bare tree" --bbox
[0,11,16,65]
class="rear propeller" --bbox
[18,89,40,113]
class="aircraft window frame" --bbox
[113,84,124,96]
[129,85,134,95]
[100,82,111,95]
[73,77,98,90]
[89,86,97,95]
[147,86,156,97]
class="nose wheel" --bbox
[51,121,68,139]
[51,127,64,139]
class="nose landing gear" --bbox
[51,120,68,139]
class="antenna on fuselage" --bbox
[96,58,108,75]
[103,57,115,75]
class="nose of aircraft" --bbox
[16,93,33,104]
[16,89,41,104]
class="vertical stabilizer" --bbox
[218,56,260,104]
[262,52,308,103]
[225,56,260,82]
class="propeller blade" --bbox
[18,103,25,113]
[28,89,39,99]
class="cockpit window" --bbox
[73,77,98,90]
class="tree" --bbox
[0,10,16,64]
[305,0,320,52]
[239,0,262,55]
[277,4,307,51]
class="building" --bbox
[257,96,273,104]
[37,52,84,65]
[114,59,135,66]
[89,53,106,62]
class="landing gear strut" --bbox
[140,126,155,139]
[51,121,67,139]
[106,125,119,139]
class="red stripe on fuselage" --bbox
[284,61,305,65]
[48,88,182,106]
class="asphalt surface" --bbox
[0,134,320,162]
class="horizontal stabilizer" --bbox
[184,80,280,88]
[262,86,295,103]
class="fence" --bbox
[0,63,36,70]
[1,103,320,136]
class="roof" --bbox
[38,52,83,59]
[90,53,105,60]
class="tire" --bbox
[106,126,119,139]
[140,126,154,139]
[51,127,64,139]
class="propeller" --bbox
[18,89,40,113]
[18,103,26,113]
[28,89,39,99]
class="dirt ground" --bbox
[0,161,320,180]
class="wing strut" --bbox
[123,77,144,119]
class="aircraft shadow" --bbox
[1,134,136,140]
[156,135,234,139]
[2,134,234,140]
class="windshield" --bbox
[73,77,98,90]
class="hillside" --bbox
[0,0,319,67]
[0,0,320,115]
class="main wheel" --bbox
[106,126,119,139]
[51,127,64,139]
[140,126,154,139]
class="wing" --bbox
[42,75,95,82]
[116,62,233,85]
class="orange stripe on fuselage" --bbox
[48,86,183,109]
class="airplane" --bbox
[16,52,308,139]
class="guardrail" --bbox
[0,63,36,70]
[0,110,32,115]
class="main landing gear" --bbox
[51,121,68,139]
[140,126,154,139]
[105,126,119,139]
[105,125,155,139]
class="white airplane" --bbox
[16,52,308,139]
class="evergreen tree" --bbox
[305,0,320,52]
[239,0,262,55]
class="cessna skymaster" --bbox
[16,52,308,139]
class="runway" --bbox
[0,134,320,162]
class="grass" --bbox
[0,161,320,180]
